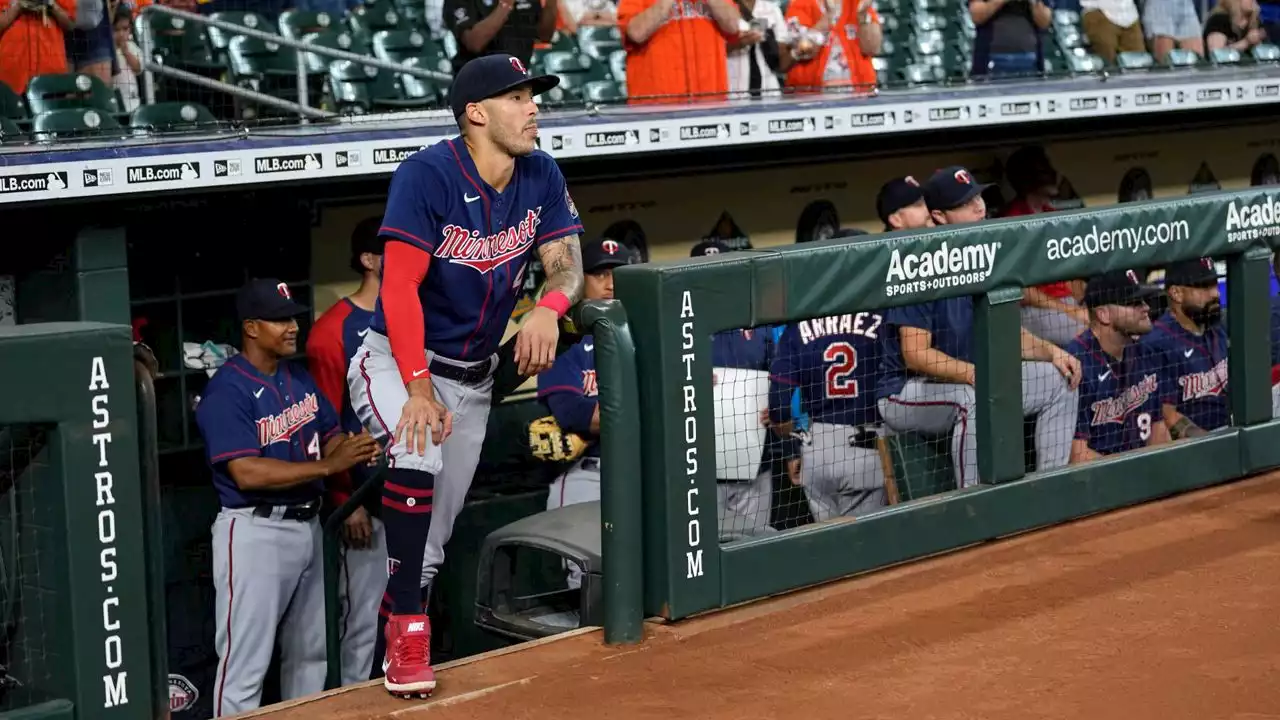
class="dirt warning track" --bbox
[245,472,1280,720]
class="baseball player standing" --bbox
[306,218,388,686]
[1066,270,1172,461]
[347,53,584,698]
[769,310,888,519]
[1140,258,1228,438]
[876,166,1082,488]
[196,279,380,717]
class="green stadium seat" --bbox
[1254,43,1280,61]
[32,108,122,142]
[880,432,957,504]
[913,12,947,32]
[129,101,219,133]
[872,56,892,85]
[1055,24,1085,51]
[397,74,445,106]
[1116,50,1154,70]
[372,29,447,66]
[909,0,949,13]
[228,36,324,104]
[541,51,593,92]
[0,117,23,142]
[548,30,578,53]
[878,36,896,57]
[0,82,26,121]
[901,62,944,84]
[1068,52,1104,73]
[581,79,622,102]
[327,60,433,113]
[911,29,945,56]
[348,0,402,38]
[206,11,274,56]
[136,12,223,72]
[607,48,626,82]
[25,73,117,115]
[534,83,570,106]
[576,25,622,59]
[441,32,459,59]
[1209,47,1241,65]
[1163,47,1200,67]
[874,0,900,14]
[278,9,339,41]
[881,13,902,35]
[301,29,367,73]
[1053,8,1079,27]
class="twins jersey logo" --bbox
[437,208,541,274]
[256,393,320,446]
[1090,374,1158,425]
[1178,357,1228,401]
[581,369,598,396]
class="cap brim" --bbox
[946,183,992,209]
[586,258,629,273]
[494,73,560,101]
[1167,276,1219,289]
[254,301,310,321]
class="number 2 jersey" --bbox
[195,354,341,508]
[768,312,885,428]
[1065,329,1162,456]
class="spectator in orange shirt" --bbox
[1001,145,1087,347]
[783,0,880,92]
[617,0,743,103]
[0,0,77,95]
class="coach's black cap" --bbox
[691,239,732,257]
[923,165,991,212]
[237,278,309,321]
[876,176,925,227]
[1083,270,1162,309]
[449,54,560,119]
[583,237,631,273]
[1163,257,1219,288]
[350,216,386,274]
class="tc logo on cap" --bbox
[602,239,620,255]
[702,246,720,254]
[953,169,974,185]
[904,175,919,186]
[1201,257,1213,270]
[1125,269,1140,285]
[509,56,528,74]
[277,282,292,299]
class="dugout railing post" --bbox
[615,187,1280,622]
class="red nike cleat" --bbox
[383,613,436,698]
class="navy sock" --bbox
[381,467,434,615]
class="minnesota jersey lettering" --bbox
[1142,316,1230,431]
[257,393,321,447]
[538,336,600,457]
[1067,330,1162,456]
[1089,373,1158,426]
[436,209,541,274]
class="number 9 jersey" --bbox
[1065,329,1162,456]
[768,312,886,428]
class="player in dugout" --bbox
[876,166,1081,488]
[1066,269,1172,462]
[1140,257,1229,439]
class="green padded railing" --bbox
[615,188,1280,620]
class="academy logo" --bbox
[212,159,242,177]
[373,146,421,164]
[127,162,200,184]
[679,124,729,141]
[0,171,67,194]
[254,153,322,174]
[1225,196,1280,243]
[584,130,639,148]
[885,241,1000,298]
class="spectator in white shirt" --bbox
[727,0,793,96]
[112,8,142,112]
[1079,0,1143,63]
[1143,0,1205,61]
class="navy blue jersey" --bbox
[877,296,974,399]
[196,354,341,508]
[1141,314,1230,431]
[769,312,885,427]
[712,328,773,371]
[1066,330,1162,456]
[370,137,583,362]
[1270,294,1280,366]
[537,335,599,458]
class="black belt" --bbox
[580,457,600,471]
[847,424,880,451]
[429,357,493,386]
[252,499,320,522]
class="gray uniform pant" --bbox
[878,361,1077,488]
[799,422,888,521]
[1021,296,1087,348]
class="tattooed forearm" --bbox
[538,235,585,305]
[1168,416,1207,440]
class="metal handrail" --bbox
[143,61,336,120]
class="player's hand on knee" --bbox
[397,394,453,454]
[1049,348,1082,391]
[343,507,374,549]
[327,432,381,472]
[787,458,802,486]
[514,306,561,376]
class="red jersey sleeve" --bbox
[306,302,351,413]
[382,241,433,385]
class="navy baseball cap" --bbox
[1083,270,1162,309]
[449,54,560,119]
[237,278,309,321]
[583,237,631,273]
[691,239,732,257]
[876,176,925,227]
[350,216,386,273]
[923,166,992,212]
[1163,257,1219,288]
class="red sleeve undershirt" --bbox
[382,241,432,385]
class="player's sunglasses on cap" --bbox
[449,54,560,118]
[1162,257,1219,288]
[1083,269,1162,309]
[583,237,632,273]
[876,176,925,227]
[923,165,992,212]
[237,278,310,321]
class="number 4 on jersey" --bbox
[823,342,859,398]
[308,432,321,460]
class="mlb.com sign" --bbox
[1226,196,1280,243]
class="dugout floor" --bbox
[242,472,1280,720]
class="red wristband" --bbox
[536,290,572,318]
